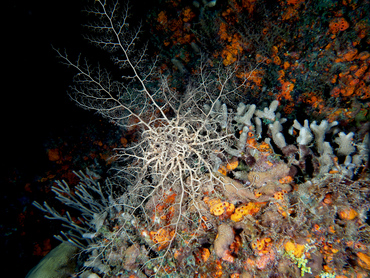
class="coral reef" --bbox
[31,0,370,277]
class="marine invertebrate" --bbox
[214,224,235,258]
[338,207,358,220]
[357,252,370,270]
[284,240,305,258]
[210,200,235,217]
[329,17,349,34]
[285,247,312,276]
[150,228,175,251]
[230,202,265,222]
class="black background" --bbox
[2,1,155,276]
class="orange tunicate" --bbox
[255,191,262,198]
[341,85,356,97]
[282,6,298,21]
[225,202,236,216]
[207,198,221,207]
[258,142,273,153]
[349,78,360,86]
[247,137,257,148]
[157,11,168,25]
[282,81,295,93]
[256,53,265,63]
[339,207,358,220]
[252,237,272,251]
[329,21,340,34]
[120,137,128,147]
[278,70,285,79]
[262,27,269,35]
[350,65,359,72]
[182,8,195,23]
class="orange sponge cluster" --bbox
[252,237,273,254]
[150,228,175,251]
[284,240,305,258]
[230,202,265,222]
[208,198,235,217]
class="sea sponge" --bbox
[357,252,370,270]
[210,201,235,216]
[122,244,141,271]
[230,208,244,222]
[247,163,290,189]
[338,207,358,220]
[251,237,272,253]
[230,202,265,222]
[150,228,175,250]
[284,240,305,258]
[226,159,239,171]
[214,224,234,258]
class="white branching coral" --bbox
[335,131,356,156]
[269,120,287,149]
[255,99,279,121]
[234,103,256,127]
[293,119,313,146]
[310,120,338,154]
